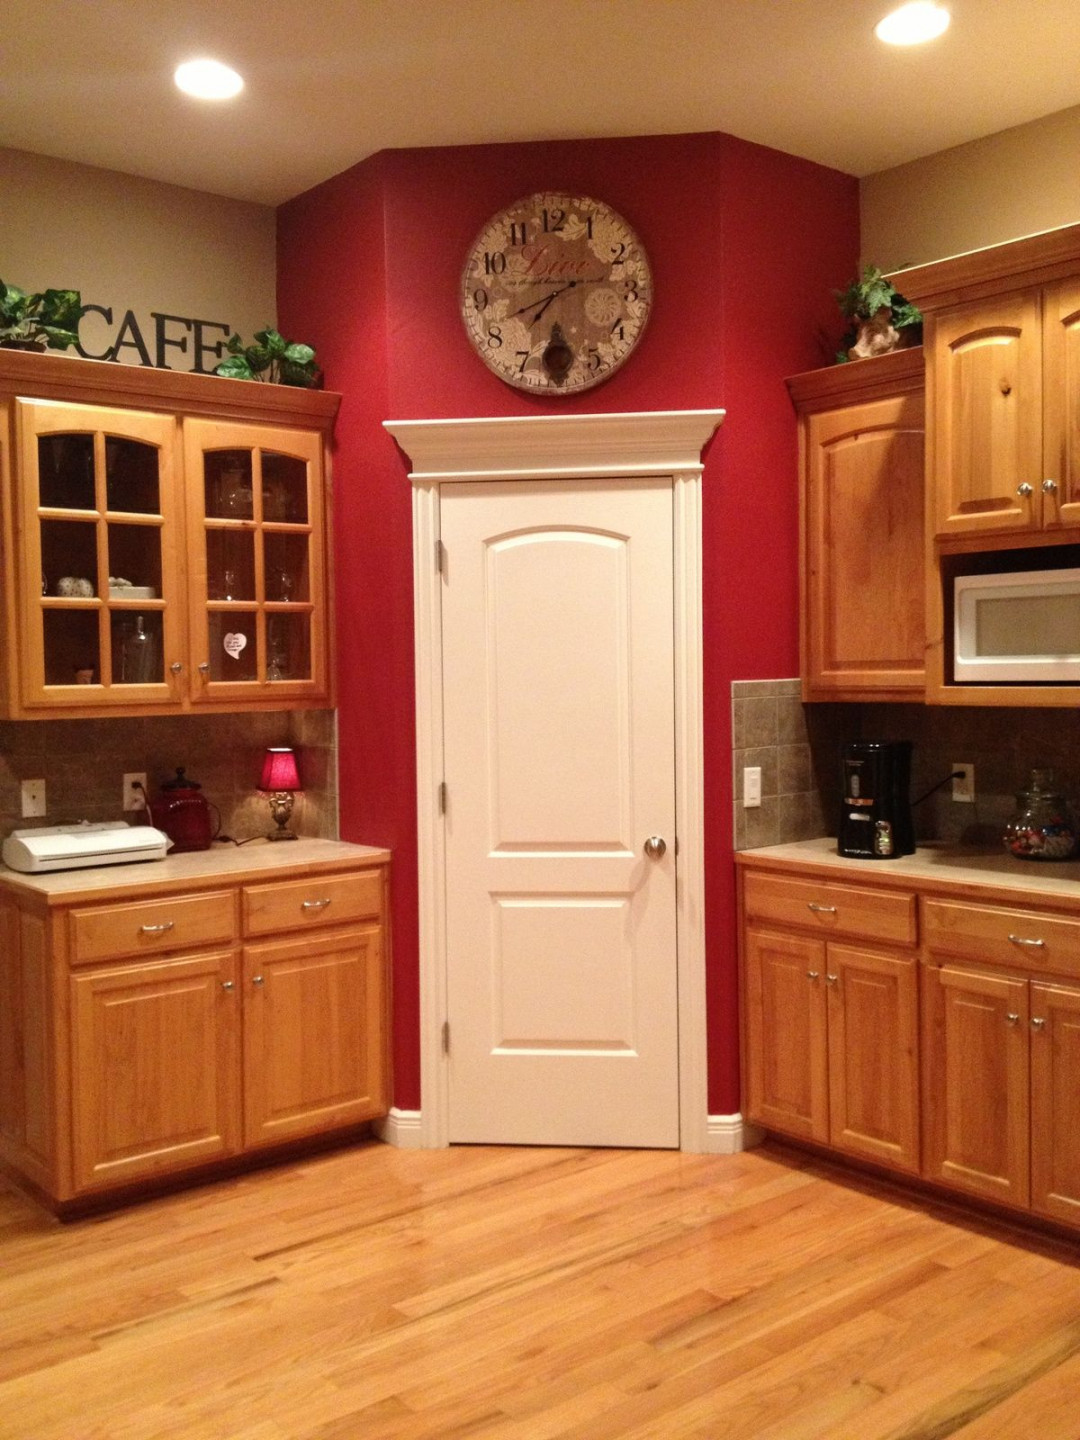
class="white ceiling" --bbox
[3,0,1080,207]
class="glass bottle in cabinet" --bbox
[17,400,179,708]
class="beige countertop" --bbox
[736,836,1080,905]
[0,836,390,906]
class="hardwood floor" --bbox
[1,1140,1078,1439]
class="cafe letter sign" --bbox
[76,303,233,373]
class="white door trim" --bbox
[385,409,724,1151]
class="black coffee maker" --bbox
[839,741,914,859]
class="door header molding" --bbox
[385,409,725,482]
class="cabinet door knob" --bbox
[1006,1011,1020,1025]
[198,662,210,673]
[1032,1016,1046,1029]
[1016,483,1033,497]
[826,973,839,985]
[170,661,183,674]
[1042,478,1059,494]
[221,980,235,991]
[252,974,264,986]
[807,970,820,980]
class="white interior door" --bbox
[441,477,679,1147]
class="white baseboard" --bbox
[373,1108,424,1148]
[703,1113,765,1154]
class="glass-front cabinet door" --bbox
[15,400,181,709]
[184,419,327,704]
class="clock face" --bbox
[460,192,653,394]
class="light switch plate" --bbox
[743,765,762,808]
[21,778,46,818]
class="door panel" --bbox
[1030,980,1080,1224]
[441,479,678,1146]
[744,927,828,1143]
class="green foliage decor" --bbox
[0,280,82,350]
[834,265,922,363]
[214,328,321,387]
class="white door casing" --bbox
[441,478,678,1146]
[385,409,724,1150]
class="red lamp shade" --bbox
[259,747,300,792]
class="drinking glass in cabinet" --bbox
[205,451,253,520]
[112,612,163,685]
[261,451,308,523]
[263,532,309,601]
[206,530,255,600]
[267,613,311,682]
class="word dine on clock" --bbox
[460,192,653,395]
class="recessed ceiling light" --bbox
[174,58,244,101]
[875,2,951,45]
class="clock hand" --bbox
[507,275,607,322]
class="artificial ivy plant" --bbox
[834,265,922,363]
[0,280,82,350]
[214,328,321,387]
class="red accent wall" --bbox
[277,132,858,1115]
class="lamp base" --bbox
[266,789,297,842]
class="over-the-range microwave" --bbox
[954,567,1080,683]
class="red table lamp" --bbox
[259,747,300,841]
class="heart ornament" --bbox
[223,631,248,660]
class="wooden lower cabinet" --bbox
[69,949,240,1192]
[744,926,920,1175]
[1030,981,1080,1225]
[243,927,386,1149]
[0,845,390,1209]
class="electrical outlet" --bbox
[123,772,148,812]
[743,765,762,808]
[952,762,975,803]
[21,778,46,818]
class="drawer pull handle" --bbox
[302,897,332,910]
[1032,1016,1046,1029]
[807,970,820,980]
[1007,1012,1020,1025]
[807,903,837,914]
[140,921,175,935]
[1008,933,1046,948]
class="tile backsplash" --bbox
[733,679,1080,852]
[0,709,338,843]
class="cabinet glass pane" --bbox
[110,611,163,685]
[262,451,308,523]
[41,519,98,598]
[105,437,160,514]
[263,532,310,602]
[267,612,311,682]
[207,611,257,681]
[39,434,95,509]
[206,530,255,600]
[204,450,253,520]
[44,610,99,686]
[108,522,162,597]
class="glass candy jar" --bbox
[1003,769,1079,860]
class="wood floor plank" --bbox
[2,1141,1080,1440]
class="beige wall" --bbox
[0,147,276,370]
[861,105,1080,273]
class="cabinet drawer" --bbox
[69,890,237,965]
[923,897,1080,977]
[742,871,916,947]
[242,868,383,939]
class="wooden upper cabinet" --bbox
[1042,277,1080,530]
[788,348,925,702]
[929,290,1043,538]
[0,350,338,719]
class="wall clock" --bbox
[460,192,653,394]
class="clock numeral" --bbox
[587,348,603,371]
[611,320,625,340]
[515,350,530,373]
[509,222,529,246]
[473,287,489,311]
[624,281,639,303]
[609,242,628,266]
[484,251,507,275]
[486,325,503,349]
[542,208,565,233]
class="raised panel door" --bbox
[1042,277,1080,530]
[69,950,239,1192]
[803,392,924,699]
[1030,980,1080,1225]
[242,927,387,1149]
[744,927,828,1144]
[922,964,1030,1208]
[930,291,1043,537]
[826,944,920,1174]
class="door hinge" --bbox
[442,1020,450,1055]
[438,781,447,815]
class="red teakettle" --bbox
[148,767,221,852]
